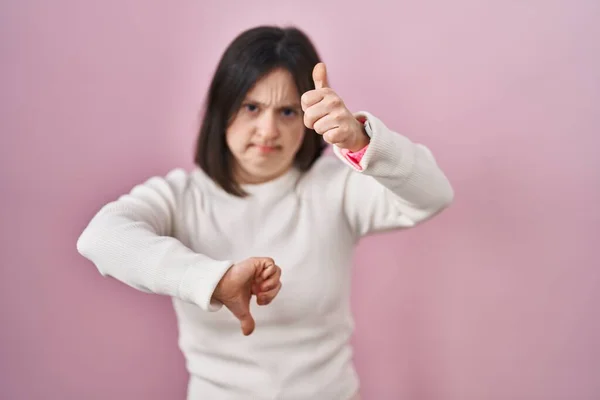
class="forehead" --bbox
[245,68,300,103]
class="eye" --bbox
[244,103,258,113]
[281,108,297,117]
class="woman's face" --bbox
[226,68,306,184]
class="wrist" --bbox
[212,264,234,304]
[347,127,370,152]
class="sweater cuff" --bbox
[178,260,233,311]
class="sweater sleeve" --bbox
[76,169,233,311]
[333,112,454,237]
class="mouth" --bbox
[250,144,281,154]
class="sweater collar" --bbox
[194,166,301,200]
[239,167,301,197]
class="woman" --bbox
[77,25,454,400]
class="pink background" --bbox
[1,1,599,399]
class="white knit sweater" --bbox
[77,112,453,400]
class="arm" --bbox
[302,63,453,237]
[334,112,454,236]
[76,169,233,311]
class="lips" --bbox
[252,144,280,153]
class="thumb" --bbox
[312,62,329,89]
[228,297,255,336]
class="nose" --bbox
[256,112,280,141]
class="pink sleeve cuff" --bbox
[340,145,368,170]
[340,115,369,170]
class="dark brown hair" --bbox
[194,26,326,196]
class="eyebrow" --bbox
[244,98,301,110]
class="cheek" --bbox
[226,111,258,153]
[285,123,306,151]
[225,127,250,155]
[224,132,237,158]
[225,130,236,152]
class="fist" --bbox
[212,257,282,336]
[301,62,369,152]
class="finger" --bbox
[251,283,261,295]
[304,92,345,129]
[255,257,275,268]
[301,89,325,111]
[313,114,341,136]
[228,298,255,336]
[257,282,282,306]
[313,62,329,89]
[261,263,279,281]
[260,268,282,291]
[253,257,275,282]
[323,127,345,145]
[240,314,255,336]
[303,100,332,129]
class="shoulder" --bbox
[124,167,213,206]
[152,167,217,193]
[136,167,192,197]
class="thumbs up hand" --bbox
[301,63,369,152]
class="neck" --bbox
[234,165,292,185]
